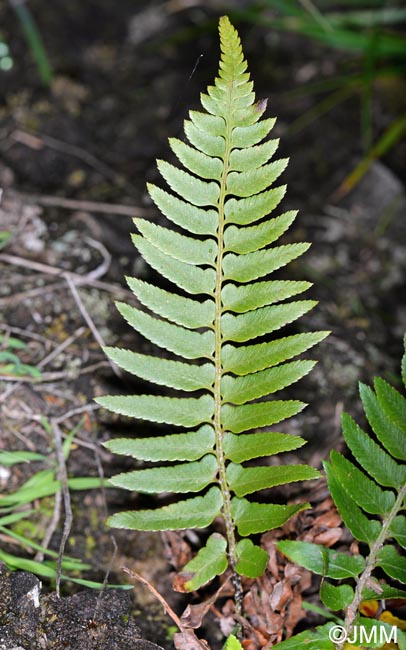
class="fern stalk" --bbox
[339,482,406,649]
[213,59,241,606]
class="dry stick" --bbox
[3,403,105,455]
[0,253,131,297]
[92,449,119,623]
[0,280,68,309]
[122,566,184,631]
[51,420,73,598]
[54,402,101,426]
[5,189,151,217]
[9,129,118,181]
[0,322,56,346]
[64,273,122,379]
[38,326,86,368]
[34,489,62,563]
[84,237,111,281]
[9,423,38,451]
[0,360,110,383]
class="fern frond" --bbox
[276,338,406,649]
[98,15,327,597]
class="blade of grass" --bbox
[333,114,406,200]
[8,0,53,85]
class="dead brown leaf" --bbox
[180,581,230,629]
[174,630,211,650]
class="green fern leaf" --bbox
[184,118,225,157]
[224,635,243,650]
[147,184,217,235]
[269,624,335,650]
[389,515,406,548]
[227,463,320,497]
[377,545,406,582]
[221,301,316,342]
[169,137,223,179]
[104,426,215,462]
[277,540,365,579]
[134,235,216,295]
[229,138,279,172]
[224,211,297,254]
[103,347,214,392]
[231,498,309,535]
[97,394,213,427]
[230,118,276,148]
[181,533,228,590]
[329,450,396,515]
[223,432,306,463]
[157,159,219,206]
[110,455,217,494]
[341,412,406,488]
[222,279,311,313]
[221,400,305,433]
[133,219,216,265]
[362,585,406,601]
[235,539,268,578]
[115,301,214,358]
[223,244,310,283]
[324,460,381,545]
[360,382,406,460]
[107,486,222,531]
[226,158,288,197]
[222,331,329,375]
[98,15,326,597]
[319,581,354,611]
[224,186,287,225]
[221,360,316,404]
[125,278,213,329]
[374,376,406,432]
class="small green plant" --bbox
[0,333,42,379]
[0,230,13,249]
[224,634,243,650]
[274,337,406,649]
[97,15,328,611]
[0,420,113,588]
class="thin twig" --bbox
[84,237,111,281]
[64,273,122,379]
[0,253,132,296]
[92,448,119,622]
[38,326,86,368]
[0,360,110,382]
[0,281,67,308]
[54,402,101,425]
[51,420,72,598]
[34,489,62,563]
[0,323,56,346]
[122,566,183,631]
[9,129,118,181]
[5,189,151,217]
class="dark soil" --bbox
[0,1,405,649]
[0,561,163,649]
